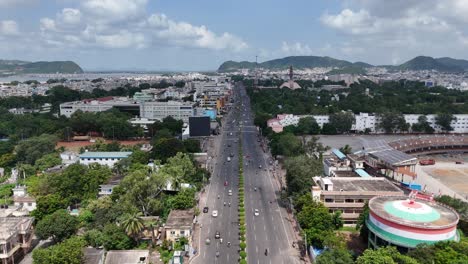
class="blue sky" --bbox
[1,0,468,71]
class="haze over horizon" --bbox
[1,0,468,71]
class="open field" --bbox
[56,139,150,152]
[420,161,468,200]
[317,134,417,150]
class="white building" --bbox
[140,101,195,122]
[79,151,132,167]
[60,151,79,165]
[353,113,377,132]
[12,185,36,212]
[267,112,468,134]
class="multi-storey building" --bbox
[0,217,34,264]
[312,177,404,225]
[140,101,195,122]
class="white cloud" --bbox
[58,8,81,25]
[281,41,313,55]
[320,0,468,64]
[40,18,56,31]
[148,15,248,51]
[82,0,148,23]
[29,2,247,52]
[95,31,146,49]
[0,20,19,35]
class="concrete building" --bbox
[0,217,34,264]
[104,250,149,264]
[12,186,36,213]
[312,177,404,225]
[140,101,195,122]
[165,209,194,243]
[79,152,132,168]
[367,195,459,252]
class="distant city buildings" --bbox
[267,112,468,134]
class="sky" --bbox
[1,0,468,71]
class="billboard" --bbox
[189,116,210,137]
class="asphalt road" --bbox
[239,84,302,264]
[192,88,242,264]
[192,83,302,264]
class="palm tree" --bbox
[121,212,145,244]
[146,219,160,246]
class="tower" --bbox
[289,65,293,81]
[254,55,258,89]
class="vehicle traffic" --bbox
[212,210,218,217]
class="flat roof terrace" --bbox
[330,177,403,193]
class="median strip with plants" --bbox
[238,135,247,264]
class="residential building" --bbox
[267,112,468,134]
[165,209,194,242]
[0,217,34,264]
[79,151,132,168]
[12,186,36,213]
[83,248,105,264]
[60,151,79,165]
[312,177,404,225]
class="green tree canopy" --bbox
[296,116,321,135]
[35,210,79,243]
[436,113,457,132]
[357,246,419,264]
[15,134,59,164]
[329,112,354,134]
[33,236,85,264]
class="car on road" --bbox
[230,153,234,157]
[228,190,232,196]
[203,207,209,213]
[215,231,221,239]
[227,157,231,162]
[228,143,231,147]
[257,138,261,142]
[224,181,228,186]
[259,165,262,169]
[229,132,233,136]
[212,210,218,217]
[254,209,259,216]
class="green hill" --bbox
[399,56,463,72]
[218,55,468,73]
[435,57,468,71]
[218,56,372,72]
[0,60,84,75]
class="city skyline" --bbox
[1,0,468,70]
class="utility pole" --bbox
[304,232,308,257]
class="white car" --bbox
[212,210,218,217]
[254,209,259,216]
[227,157,231,162]
[228,190,232,196]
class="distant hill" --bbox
[435,57,468,71]
[218,55,468,73]
[0,60,84,75]
[218,56,372,72]
[398,56,464,72]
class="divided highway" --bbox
[192,83,302,264]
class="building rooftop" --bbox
[104,250,149,264]
[322,177,403,193]
[355,169,371,178]
[361,139,417,166]
[79,151,132,159]
[369,196,459,229]
[0,217,33,241]
[83,248,104,264]
[332,149,347,160]
[165,209,194,229]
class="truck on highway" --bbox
[419,159,435,166]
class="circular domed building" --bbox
[366,196,459,253]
